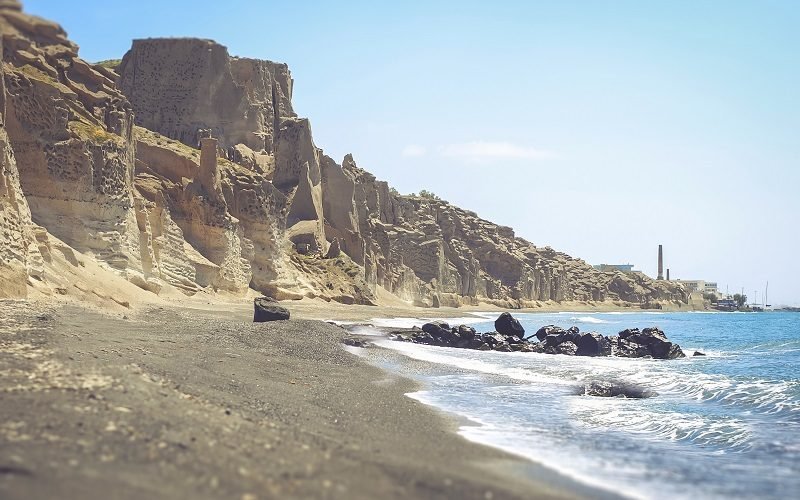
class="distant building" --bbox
[675,280,705,294]
[593,264,635,273]
[676,280,721,298]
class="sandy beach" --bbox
[0,298,622,499]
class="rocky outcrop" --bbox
[318,156,688,307]
[118,38,294,155]
[391,314,686,360]
[133,128,254,293]
[1,4,143,282]
[0,27,42,297]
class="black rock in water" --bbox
[651,341,686,360]
[388,313,686,361]
[626,327,668,346]
[457,325,477,341]
[534,325,564,342]
[693,351,707,357]
[581,380,657,399]
[576,332,611,357]
[422,320,450,334]
[495,312,525,338]
[624,327,685,359]
[253,297,290,322]
[544,332,567,348]
[342,338,369,348]
[556,341,578,356]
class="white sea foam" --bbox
[345,325,386,336]
[569,316,611,324]
[406,389,647,500]
[369,315,488,329]
[568,396,753,450]
[375,339,572,387]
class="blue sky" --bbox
[26,0,800,305]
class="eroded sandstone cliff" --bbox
[0,2,687,308]
[0,1,144,288]
[0,26,42,297]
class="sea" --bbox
[351,311,800,499]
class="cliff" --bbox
[0,3,688,308]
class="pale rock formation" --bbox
[320,153,362,262]
[318,156,688,308]
[0,4,146,286]
[0,30,42,297]
[118,39,294,154]
[133,129,251,293]
[286,161,326,253]
[273,118,319,190]
[218,148,287,292]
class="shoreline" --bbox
[349,339,629,500]
[0,299,615,499]
[288,297,700,322]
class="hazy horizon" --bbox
[25,0,800,305]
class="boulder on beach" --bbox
[253,297,290,322]
[495,312,525,338]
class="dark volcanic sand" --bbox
[0,301,590,499]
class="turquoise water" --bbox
[369,311,800,499]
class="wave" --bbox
[375,339,573,387]
[654,375,800,418]
[369,315,490,329]
[406,390,648,500]
[345,325,386,336]
[379,337,800,421]
[569,316,611,324]
[568,396,753,451]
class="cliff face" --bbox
[0,2,144,285]
[118,38,294,156]
[0,24,42,297]
[0,2,687,308]
[325,157,685,308]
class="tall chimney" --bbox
[657,245,664,280]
